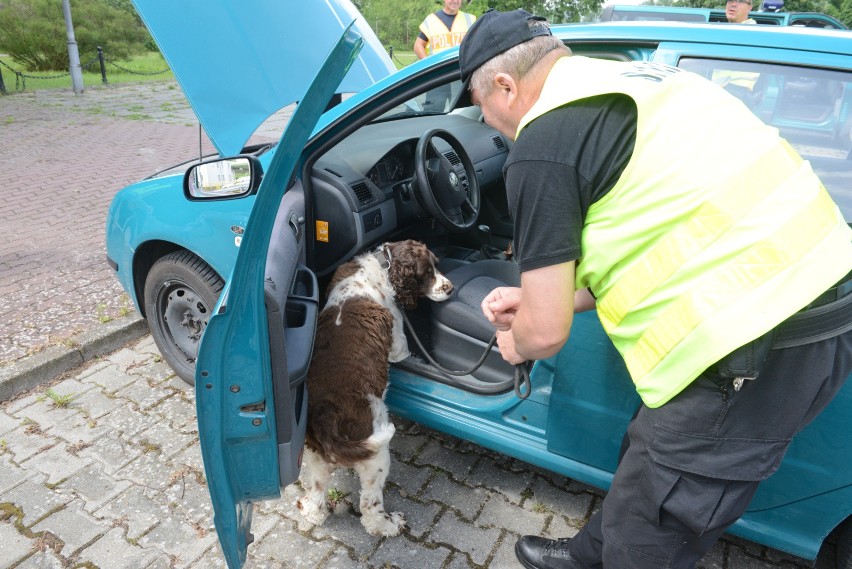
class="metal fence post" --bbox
[97,46,107,84]
[62,0,84,93]
[0,67,6,94]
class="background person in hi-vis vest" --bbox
[413,0,476,60]
[461,9,852,569]
[414,0,476,112]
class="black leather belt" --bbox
[773,271,852,349]
[805,271,852,309]
[711,271,852,388]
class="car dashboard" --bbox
[309,112,510,275]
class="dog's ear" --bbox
[388,259,419,310]
[388,241,420,310]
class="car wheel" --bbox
[839,516,852,569]
[144,250,224,385]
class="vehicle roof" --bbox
[600,4,847,28]
[312,20,852,143]
[551,20,852,56]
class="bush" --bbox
[0,0,151,71]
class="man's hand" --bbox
[482,287,522,331]
[482,263,577,364]
[495,330,525,364]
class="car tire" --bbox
[144,250,224,385]
[839,516,852,569]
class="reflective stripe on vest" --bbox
[517,57,852,407]
[421,12,474,54]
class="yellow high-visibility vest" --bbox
[420,11,475,55]
[517,56,852,407]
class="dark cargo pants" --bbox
[567,330,852,569]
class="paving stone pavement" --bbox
[0,81,286,370]
[0,81,211,367]
[0,336,837,569]
[0,83,839,568]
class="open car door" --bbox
[193,27,365,569]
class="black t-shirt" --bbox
[503,94,638,273]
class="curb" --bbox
[0,314,148,401]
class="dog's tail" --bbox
[365,422,395,449]
[308,409,395,465]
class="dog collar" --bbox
[374,245,392,270]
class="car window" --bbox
[374,80,466,121]
[680,57,852,219]
[600,6,711,22]
[788,15,846,28]
[611,12,708,22]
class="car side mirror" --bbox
[183,156,263,201]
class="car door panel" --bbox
[194,25,366,569]
[546,312,641,475]
[264,182,316,487]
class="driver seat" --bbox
[430,259,520,385]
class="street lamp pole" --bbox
[62,0,85,94]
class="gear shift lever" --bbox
[478,224,503,260]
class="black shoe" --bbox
[515,535,581,569]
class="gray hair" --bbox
[469,22,568,94]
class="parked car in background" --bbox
[107,4,852,567]
[715,8,848,26]
[599,4,848,28]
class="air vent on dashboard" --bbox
[351,181,374,205]
[492,136,505,151]
[444,151,461,166]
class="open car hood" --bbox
[131,0,395,156]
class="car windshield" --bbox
[373,80,467,121]
[680,57,852,219]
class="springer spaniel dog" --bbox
[297,239,452,536]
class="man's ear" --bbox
[493,72,516,94]
[493,72,518,106]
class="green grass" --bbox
[41,388,77,408]
[326,487,348,508]
[390,50,418,70]
[0,51,174,92]
[1,48,417,92]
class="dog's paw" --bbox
[362,511,407,537]
[296,496,330,526]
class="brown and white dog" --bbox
[297,240,453,536]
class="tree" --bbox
[466,0,603,22]
[361,0,434,49]
[840,0,852,24]
[0,0,150,71]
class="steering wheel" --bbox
[413,129,480,232]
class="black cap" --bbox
[459,9,552,84]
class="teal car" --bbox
[105,5,852,568]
